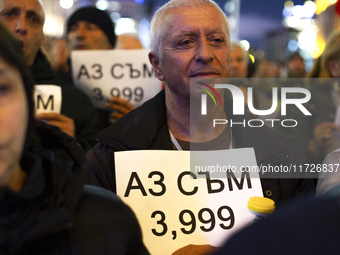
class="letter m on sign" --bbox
[37,95,54,110]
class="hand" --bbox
[171,244,218,255]
[36,112,75,138]
[313,121,339,149]
[105,96,135,122]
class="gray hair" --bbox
[231,41,249,65]
[150,0,230,60]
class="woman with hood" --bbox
[0,22,149,255]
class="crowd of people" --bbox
[0,0,340,254]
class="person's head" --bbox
[116,33,143,50]
[287,53,305,78]
[0,0,45,66]
[230,42,248,78]
[0,22,35,188]
[67,7,116,51]
[148,0,231,98]
[318,30,340,78]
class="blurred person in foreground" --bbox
[314,31,340,196]
[0,22,149,255]
[0,0,101,152]
[214,193,340,255]
[276,31,340,165]
[307,31,340,162]
[87,0,314,204]
[65,6,135,127]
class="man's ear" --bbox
[149,51,165,81]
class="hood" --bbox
[0,120,87,253]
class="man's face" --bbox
[0,0,45,66]
[287,57,305,78]
[230,46,247,78]
[152,5,230,99]
[68,20,112,51]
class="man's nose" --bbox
[15,15,27,35]
[195,39,214,63]
[75,24,87,38]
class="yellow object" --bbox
[248,196,275,214]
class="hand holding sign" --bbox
[36,112,75,137]
[105,96,135,122]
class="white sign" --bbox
[115,149,263,255]
[34,85,62,115]
[71,49,163,109]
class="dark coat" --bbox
[0,121,149,255]
[30,50,101,152]
[87,90,315,205]
[214,195,340,255]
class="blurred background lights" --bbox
[298,31,316,50]
[304,1,317,16]
[288,39,299,52]
[96,0,109,10]
[228,16,237,30]
[110,12,121,23]
[139,19,150,49]
[283,6,294,17]
[249,54,255,63]
[310,38,326,58]
[115,18,136,35]
[59,0,73,9]
[134,0,145,4]
[284,16,300,27]
[224,1,236,13]
[299,18,315,28]
[284,1,295,8]
[44,15,64,37]
[292,5,305,18]
[283,1,316,19]
[110,1,122,12]
[315,0,337,15]
[240,40,250,51]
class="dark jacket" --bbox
[0,120,149,255]
[214,195,340,255]
[30,50,101,152]
[87,90,315,205]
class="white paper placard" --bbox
[34,85,62,114]
[115,149,263,255]
[71,49,163,109]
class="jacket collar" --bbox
[99,90,290,163]
[99,90,172,150]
